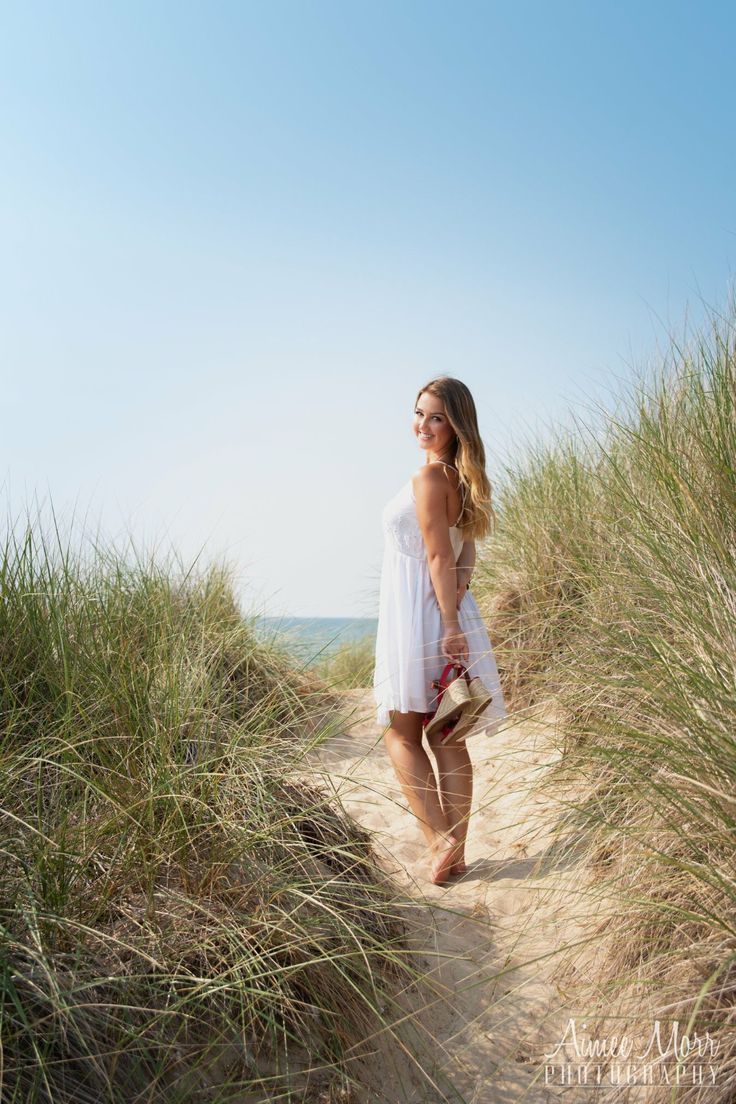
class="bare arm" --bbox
[412,468,461,628]
[456,539,476,591]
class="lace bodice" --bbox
[382,476,465,561]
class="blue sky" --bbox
[2,1,734,618]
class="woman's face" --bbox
[413,391,455,456]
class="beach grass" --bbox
[0,527,440,1103]
[474,289,736,1090]
[310,636,376,691]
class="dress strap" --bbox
[452,482,466,528]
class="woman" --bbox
[373,376,508,885]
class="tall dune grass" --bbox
[0,523,443,1103]
[475,292,736,1097]
[311,636,376,690]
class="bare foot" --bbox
[430,834,459,886]
[449,843,468,876]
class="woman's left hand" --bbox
[441,626,469,664]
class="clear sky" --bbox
[2,1,734,618]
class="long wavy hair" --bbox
[414,376,497,541]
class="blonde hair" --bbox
[414,376,497,540]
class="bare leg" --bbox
[382,709,458,884]
[426,734,473,874]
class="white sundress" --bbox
[373,463,509,734]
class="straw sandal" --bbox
[440,672,495,745]
[422,662,471,740]
[423,662,495,747]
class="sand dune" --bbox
[301,688,619,1104]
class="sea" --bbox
[253,616,377,668]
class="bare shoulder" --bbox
[412,464,445,486]
[411,464,449,499]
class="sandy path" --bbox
[302,688,608,1104]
